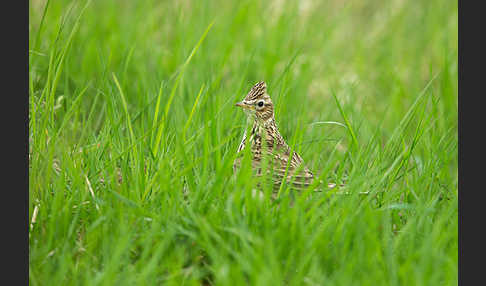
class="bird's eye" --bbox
[257,101,264,107]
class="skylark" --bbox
[233,81,317,192]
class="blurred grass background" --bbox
[29,0,457,285]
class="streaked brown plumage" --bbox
[233,81,315,191]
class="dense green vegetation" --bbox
[29,0,457,284]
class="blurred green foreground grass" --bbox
[29,0,457,285]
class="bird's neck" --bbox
[249,115,275,133]
[237,115,286,156]
[248,116,283,146]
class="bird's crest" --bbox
[245,81,267,101]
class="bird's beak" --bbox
[236,101,255,111]
[235,101,248,109]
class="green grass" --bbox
[29,0,457,285]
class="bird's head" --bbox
[235,81,274,122]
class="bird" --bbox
[233,81,320,193]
